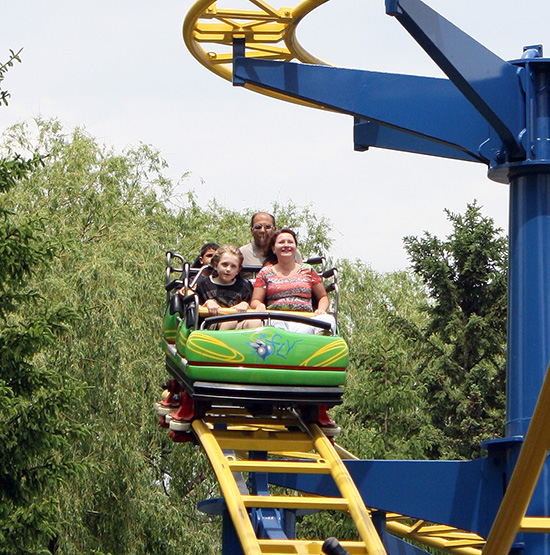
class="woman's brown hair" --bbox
[264,228,298,265]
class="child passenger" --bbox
[191,242,219,268]
[195,246,253,329]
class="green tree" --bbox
[1,117,335,554]
[334,261,433,460]
[299,262,432,542]
[271,200,333,256]
[403,202,508,459]
[169,192,333,263]
[2,119,221,555]
[0,117,86,553]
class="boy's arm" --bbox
[203,298,221,315]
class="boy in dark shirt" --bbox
[195,246,252,329]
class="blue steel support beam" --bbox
[385,0,525,160]
[248,451,288,540]
[353,117,482,162]
[233,41,494,163]
[267,455,505,539]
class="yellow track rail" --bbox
[187,407,488,554]
[183,0,332,107]
[385,516,484,555]
[481,362,550,554]
[192,411,387,554]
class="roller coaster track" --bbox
[178,406,486,555]
[193,408,386,554]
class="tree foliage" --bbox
[2,119,222,555]
[403,202,507,459]
[327,203,507,465]
[335,261,432,460]
[0,140,86,553]
[0,48,22,107]
[0,110,509,553]
[299,263,433,542]
[1,118,335,554]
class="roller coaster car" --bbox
[161,252,349,416]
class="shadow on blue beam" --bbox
[384,533,436,554]
[267,456,505,539]
[354,118,482,162]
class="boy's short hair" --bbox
[191,242,219,267]
[210,246,244,269]
[200,242,219,256]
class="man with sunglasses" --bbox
[240,212,301,269]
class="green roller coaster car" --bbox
[162,252,348,410]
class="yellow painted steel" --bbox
[192,412,387,554]
[186,407,492,554]
[257,538,369,554]
[482,362,550,555]
[228,458,333,474]
[384,516,484,555]
[520,517,550,533]
[307,423,486,554]
[241,494,349,511]
[213,427,315,451]
[309,424,387,555]
[191,419,263,555]
[198,307,323,318]
[183,0,333,108]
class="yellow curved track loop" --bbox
[183,0,332,107]
[385,516,484,555]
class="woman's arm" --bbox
[312,281,329,314]
[249,286,267,311]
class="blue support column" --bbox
[502,61,550,550]
[248,451,289,540]
[507,169,550,439]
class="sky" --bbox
[3,1,550,271]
